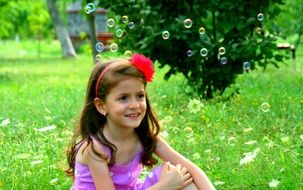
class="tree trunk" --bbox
[87,13,98,63]
[46,0,76,58]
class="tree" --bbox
[0,0,53,40]
[46,0,76,58]
[83,0,98,62]
[98,0,285,99]
[273,0,303,49]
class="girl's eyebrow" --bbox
[115,90,145,97]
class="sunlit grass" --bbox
[0,40,302,189]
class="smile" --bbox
[125,113,140,117]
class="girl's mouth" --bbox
[125,113,140,117]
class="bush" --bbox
[97,0,285,98]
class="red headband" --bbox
[95,53,154,97]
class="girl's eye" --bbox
[138,93,145,99]
[119,96,127,101]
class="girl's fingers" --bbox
[162,162,170,172]
[175,164,182,172]
[183,176,194,187]
[180,166,188,175]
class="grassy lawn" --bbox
[0,40,302,189]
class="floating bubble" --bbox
[199,27,205,35]
[219,47,226,55]
[257,13,264,21]
[110,43,118,52]
[260,102,270,112]
[115,29,123,38]
[107,18,115,28]
[85,3,95,14]
[85,6,91,14]
[96,54,102,62]
[122,15,129,23]
[200,48,208,57]
[183,18,193,29]
[162,31,170,40]
[187,50,193,57]
[220,57,227,64]
[243,61,250,70]
[124,50,132,58]
[128,22,135,29]
[95,42,104,52]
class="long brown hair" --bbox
[65,59,160,177]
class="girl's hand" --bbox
[158,162,193,190]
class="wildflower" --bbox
[244,140,257,145]
[163,116,173,123]
[184,127,193,132]
[266,141,275,148]
[187,98,204,113]
[35,124,56,132]
[193,152,201,160]
[280,136,289,144]
[16,153,31,159]
[228,136,236,141]
[30,160,44,166]
[188,137,195,143]
[50,178,58,185]
[0,118,10,127]
[159,131,169,138]
[243,128,253,133]
[268,179,280,188]
[214,181,225,186]
[204,149,211,153]
[239,147,260,165]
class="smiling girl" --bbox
[66,54,215,190]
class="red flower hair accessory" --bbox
[130,53,154,82]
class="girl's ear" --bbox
[94,98,107,116]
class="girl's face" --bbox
[102,77,147,130]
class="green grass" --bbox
[0,40,302,189]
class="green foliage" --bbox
[273,0,303,48]
[97,0,285,98]
[0,0,54,39]
[0,40,302,189]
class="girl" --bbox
[66,54,215,190]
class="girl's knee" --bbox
[183,182,198,190]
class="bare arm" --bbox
[78,140,115,190]
[155,136,216,190]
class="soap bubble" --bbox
[200,48,208,57]
[95,42,104,52]
[115,29,123,38]
[96,54,102,62]
[243,61,250,70]
[183,18,193,28]
[122,15,129,23]
[107,18,115,28]
[124,50,132,58]
[162,31,170,40]
[220,57,227,64]
[199,27,205,35]
[110,43,118,52]
[219,47,226,55]
[85,3,95,14]
[261,102,270,112]
[128,22,135,29]
[187,50,193,57]
[257,13,264,21]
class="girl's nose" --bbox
[129,101,140,109]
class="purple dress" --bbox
[72,142,161,190]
